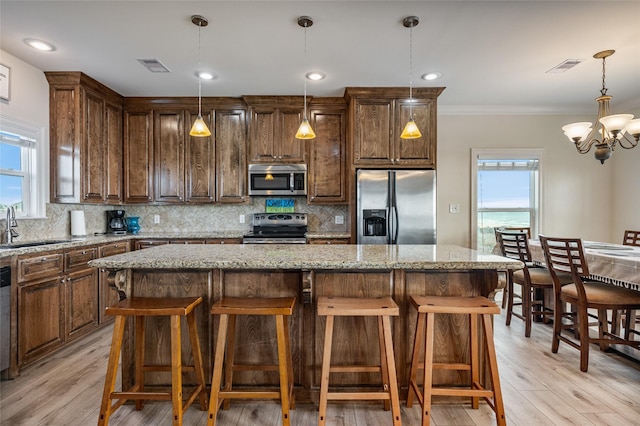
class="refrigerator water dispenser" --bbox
[363,210,387,236]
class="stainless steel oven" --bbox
[242,213,307,244]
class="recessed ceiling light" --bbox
[306,71,326,81]
[198,71,215,80]
[421,72,442,81]
[24,38,56,51]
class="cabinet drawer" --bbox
[65,247,97,271]
[17,253,64,283]
[99,241,129,257]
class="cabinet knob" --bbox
[41,257,47,261]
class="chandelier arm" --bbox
[617,133,640,149]
[574,136,599,154]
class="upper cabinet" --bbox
[46,72,124,204]
[123,98,247,204]
[244,96,306,163]
[345,87,444,168]
[307,98,348,204]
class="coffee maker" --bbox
[106,210,127,235]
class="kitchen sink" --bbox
[0,239,70,249]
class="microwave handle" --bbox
[290,173,294,192]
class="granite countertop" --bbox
[89,243,523,271]
[0,232,245,257]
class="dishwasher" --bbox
[0,266,10,372]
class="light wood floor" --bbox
[2,305,640,426]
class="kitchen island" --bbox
[89,244,522,402]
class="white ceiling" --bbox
[1,1,639,114]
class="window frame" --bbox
[471,148,543,251]
[0,115,47,218]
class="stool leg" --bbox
[186,310,208,411]
[422,312,435,426]
[377,316,391,411]
[407,312,426,408]
[318,314,335,426]
[170,315,183,426]
[470,313,479,409]
[222,314,237,410]
[481,314,506,426]
[98,315,126,426]
[282,315,296,410]
[381,315,401,426]
[208,313,229,426]
[275,314,291,426]
[135,315,145,411]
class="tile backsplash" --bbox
[2,198,349,242]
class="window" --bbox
[0,116,46,217]
[471,149,542,253]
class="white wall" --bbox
[436,113,638,247]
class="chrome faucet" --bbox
[5,206,18,244]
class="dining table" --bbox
[529,239,640,291]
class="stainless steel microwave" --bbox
[248,164,307,196]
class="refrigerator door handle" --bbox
[387,171,393,244]
[390,171,399,244]
[392,206,399,244]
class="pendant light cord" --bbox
[409,24,414,118]
[303,22,308,120]
[197,21,203,115]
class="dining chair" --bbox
[623,230,640,247]
[495,229,570,337]
[493,227,532,309]
[539,235,640,372]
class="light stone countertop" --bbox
[88,243,523,271]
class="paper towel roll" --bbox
[70,210,86,237]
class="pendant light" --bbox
[189,15,211,137]
[295,16,316,140]
[400,16,422,140]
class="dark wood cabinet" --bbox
[46,72,124,204]
[185,110,216,203]
[98,241,130,323]
[66,267,98,339]
[244,96,306,163]
[154,110,185,203]
[124,109,154,203]
[307,99,347,204]
[215,107,247,203]
[345,87,444,168]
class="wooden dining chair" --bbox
[495,229,570,337]
[494,227,532,309]
[539,235,640,372]
[623,230,640,247]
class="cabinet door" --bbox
[18,277,66,367]
[185,110,216,203]
[352,98,394,165]
[98,242,129,323]
[278,109,305,162]
[66,268,99,340]
[308,108,347,204]
[394,99,436,167]
[49,85,81,203]
[249,108,277,162]
[124,110,154,203]
[216,109,247,203]
[155,110,185,203]
[134,240,171,250]
[105,101,123,203]
[83,89,106,203]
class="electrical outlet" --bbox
[449,204,460,214]
[335,215,344,225]
[239,214,245,224]
[153,214,160,224]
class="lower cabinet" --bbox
[66,267,99,339]
[98,241,129,323]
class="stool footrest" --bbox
[330,365,382,373]
[112,391,172,401]
[232,364,280,372]
[431,388,495,399]
[141,365,197,373]
[219,390,282,399]
[327,392,391,401]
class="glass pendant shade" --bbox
[562,122,592,142]
[400,118,422,139]
[190,115,211,137]
[295,118,316,139]
[599,113,633,134]
[625,118,640,138]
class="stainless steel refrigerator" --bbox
[356,169,436,244]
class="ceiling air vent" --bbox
[137,58,171,73]
[546,59,584,74]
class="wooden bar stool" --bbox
[208,297,296,426]
[317,296,401,426]
[407,295,505,426]
[98,297,207,426]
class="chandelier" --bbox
[562,50,640,164]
